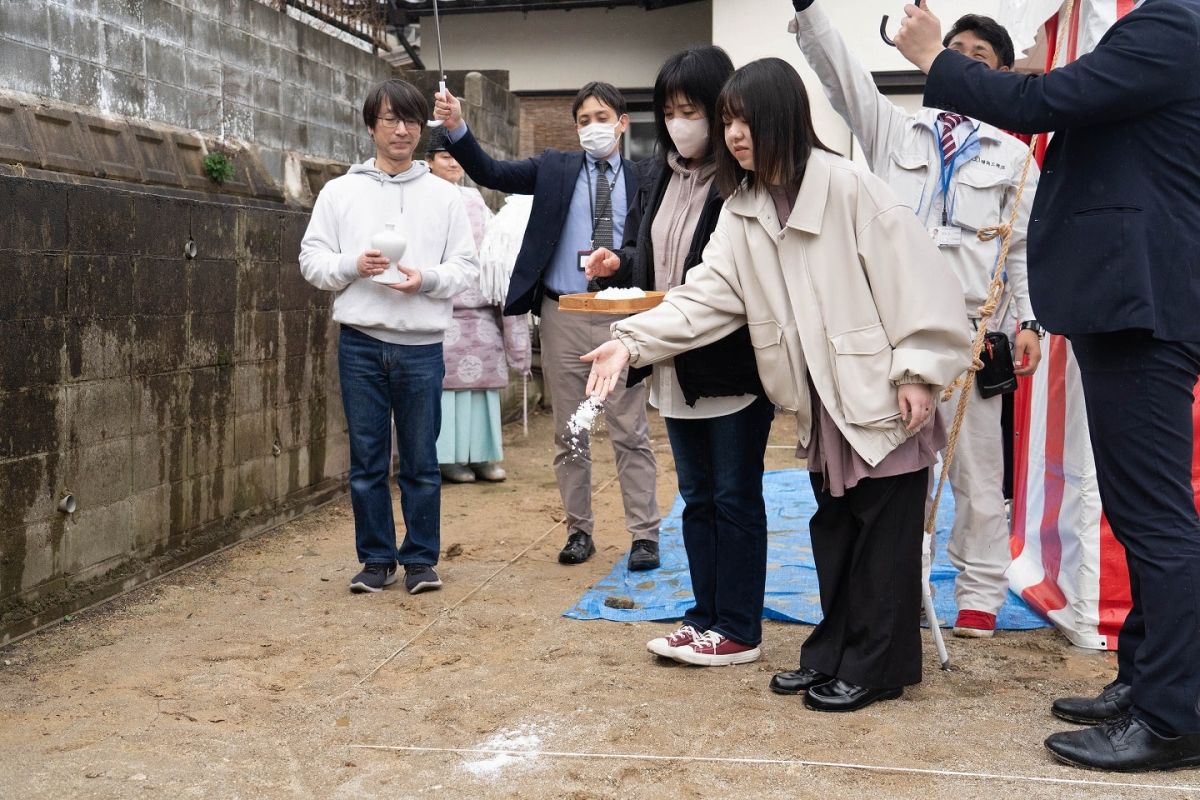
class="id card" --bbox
[931,226,963,248]
[577,249,593,272]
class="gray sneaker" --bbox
[350,563,397,593]
[404,564,443,594]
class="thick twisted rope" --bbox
[924,0,1076,536]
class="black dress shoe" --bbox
[769,666,833,695]
[558,532,595,565]
[804,679,902,712]
[1051,680,1133,725]
[1045,713,1200,772]
[627,539,660,571]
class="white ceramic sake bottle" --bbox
[369,223,407,284]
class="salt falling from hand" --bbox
[566,397,604,456]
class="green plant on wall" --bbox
[203,150,235,184]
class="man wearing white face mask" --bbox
[433,82,662,571]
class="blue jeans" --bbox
[664,395,774,646]
[338,326,443,567]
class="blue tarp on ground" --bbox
[564,468,1049,630]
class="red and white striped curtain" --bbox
[1004,0,1200,650]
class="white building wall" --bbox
[428,3,714,92]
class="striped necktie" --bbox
[593,160,614,250]
[938,112,968,166]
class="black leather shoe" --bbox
[804,679,902,712]
[1045,713,1200,772]
[770,666,834,695]
[558,532,595,565]
[627,539,660,571]
[1052,680,1133,725]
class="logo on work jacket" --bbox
[971,156,1006,170]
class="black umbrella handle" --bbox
[881,0,923,47]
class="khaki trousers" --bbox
[538,297,660,542]
[927,384,1011,615]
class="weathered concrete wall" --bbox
[0,0,392,182]
[0,174,347,644]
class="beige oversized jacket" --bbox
[613,150,972,467]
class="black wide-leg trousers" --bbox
[799,468,928,689]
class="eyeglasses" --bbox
[375,116,420,130]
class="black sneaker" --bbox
[628,539,660,571]
[404,564,443,594]
[349,563,397,593]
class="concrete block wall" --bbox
[0,175,347,644]
[0,0,392,183]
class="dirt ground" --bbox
[2,409,1198,799]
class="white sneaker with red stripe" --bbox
[646,624,700,658]
[672,630,761,666]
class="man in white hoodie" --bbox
[300,79,479,595]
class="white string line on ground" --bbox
[344,474,621,692]
[347,744,1200,793]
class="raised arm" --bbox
[791,1,914,171]
[435,88,542,194]
[917,3,1200,133]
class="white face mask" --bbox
[578,122,619,159]
[666,117,710,160]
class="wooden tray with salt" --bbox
[557,291,666,314]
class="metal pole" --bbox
[427,0,448,128]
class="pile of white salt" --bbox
[594,287,646,300]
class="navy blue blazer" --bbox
[446,128,640,316]
[923,0,1200,341]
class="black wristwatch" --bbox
[1019,320,1046,338]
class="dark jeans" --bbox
[338,326,444,568]
[1071,331,1200,736]
[665,395,775,647]
[800,468,927,689]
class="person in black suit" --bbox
[895,0,1200,772]
[432,83,662,571]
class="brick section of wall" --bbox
[517,95,580,159]
[0,176,347,644]
[0,0,391,183]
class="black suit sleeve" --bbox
[445,127,544,195]
[924,2,1200,133]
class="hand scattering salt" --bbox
[594,287,646,300]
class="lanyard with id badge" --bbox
[923,122,980,249]
[578,159,623,271]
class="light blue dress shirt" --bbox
[543,150,627,295]
[445,122,626,296]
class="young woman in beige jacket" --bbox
[584,58,972,712]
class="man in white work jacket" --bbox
[791,0,1044,637]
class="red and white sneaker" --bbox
[647,624,700,658]
[673,630,761,666]
[953,609,997,638]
